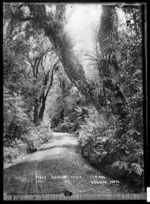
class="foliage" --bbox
[4,122,53,163]
[78,109,144,188]
[3,4,55,163]
[3,87,32,146]
[50,79,89,133]
[3,3,144,191]
[22,122,53,150]
[4,142,26,163]
[56,106,89,133]
[78,5,144,191]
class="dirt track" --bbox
[4,132,125,195]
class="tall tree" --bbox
[97,5,143,137]
[27,43,59,125]
[3,5,60,125]
[4,3,108,114]
[3,3,143,132]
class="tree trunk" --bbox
[99,5,129,137]
[44,26,104,114]
[33,98,40,125]
[38,97,46,122]
[43,5,117,114]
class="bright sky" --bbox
[65,4,102,52]
[46,4,126,80]
[65,4,102,80]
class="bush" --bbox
[3,87,33,147]
[37,122,53,143]
[78,107,144,189]
[22,122,53,151]
[56,116,79,133]
[3,121,54,164]
[3,139,27,163]
[52,106,89,133]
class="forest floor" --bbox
[4,132,132,195]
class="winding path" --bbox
[4,132,125,195]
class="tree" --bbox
[27,40,59,125]
[3,3,143,135]
[3,3,110,115]
[3,4,61,126]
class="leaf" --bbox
[111,161,128,170]
[128,129,141,136]
[131,163,143,176]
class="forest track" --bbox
[4,132,126,195]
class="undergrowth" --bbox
[78,107,144,191]
[4,122,53,164]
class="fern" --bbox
[111,161,129,171]
[131,163,143,176]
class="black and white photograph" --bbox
[3,2,146,200]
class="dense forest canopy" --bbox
[3,3,144,190]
